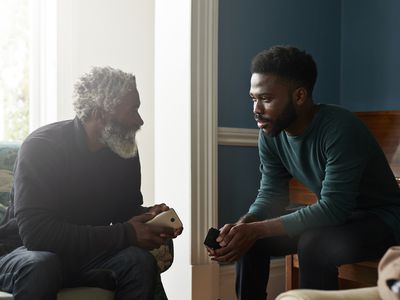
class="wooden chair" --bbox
[285,110,400,290]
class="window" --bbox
[0,0,57,142]
[0,0,30,142]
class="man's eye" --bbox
[251,96,271,103]
[261,96,273,102]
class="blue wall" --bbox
[218,145,260,227]
[218,0,400,226]
[341,0,400,111]
[218,0,341,129]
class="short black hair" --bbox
[251,45,317,95]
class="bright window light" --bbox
[0,0,30,142]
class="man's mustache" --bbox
[254,113,270,123]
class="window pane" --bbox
[0,0,30,142]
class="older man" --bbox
[0,67,181,299]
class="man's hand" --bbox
[147,203,169,215]
[146,204,183,238]
[207,217,286,263]
[209,222,261,263]
[173,226,183,238]
[127,212,175,250]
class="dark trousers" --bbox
[235,212,396,300]
[0,246,158,300]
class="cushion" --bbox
[57,287,114,300]
[0,143,19,220]
[0,291,12,300]
[151,243,174,273]
[0,288,114,300]
[275,287,380,300]
[378,246,400,300]
[0,143,19,172]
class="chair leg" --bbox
[285,255,299,291]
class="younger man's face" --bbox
[250,73,297,137]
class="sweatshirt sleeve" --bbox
[13,137,137,259]
[280,118,373,237]
[248,131,292,220]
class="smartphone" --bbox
[146,208,183,230]
[204,227,221,249]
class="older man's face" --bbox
[100,88,144,158]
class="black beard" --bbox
[256,101,297,137]
[254,113,270,123]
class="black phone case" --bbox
[204,227,221,249]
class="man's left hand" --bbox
[147,203,183,239]
[210,223,260,263]
[147,203,169,215]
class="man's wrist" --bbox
[255,217,286,239]
[239,213,260,224]
[124,222,138,246]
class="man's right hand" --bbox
[127,213,174,250]
[206,214,260,260]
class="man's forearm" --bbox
[237,214,287,238]
[252,217,286,239]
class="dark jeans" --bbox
[0,246,158,300]
[235,212,397,300]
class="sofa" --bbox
[277,246,400,300]
[0,142,172,299]
[275,287,380,300]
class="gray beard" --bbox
[100,123,138,159]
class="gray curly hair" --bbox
[73,66,136,121]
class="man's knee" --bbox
[118,247,158,276]
[19,251,62,281]
[13,251,62,297]
[297,229,341,266]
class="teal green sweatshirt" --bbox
[248,104,400,242]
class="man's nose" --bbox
[253,100,263,114]
[135,112,144,127]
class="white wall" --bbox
[154,1,193,298]
[56,0,155,205]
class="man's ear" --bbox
[93,108,105,124]
[88,108,107,133]
[293,87,308,105]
